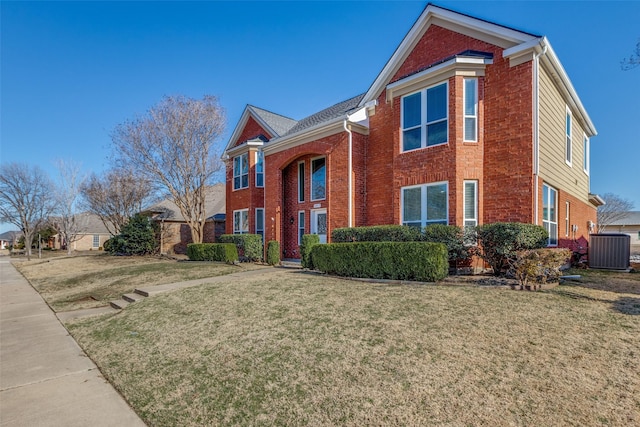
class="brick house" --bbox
[223,4,602,259]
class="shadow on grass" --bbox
[612,297,640,315]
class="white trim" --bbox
[233,209,249,234]
[401,81,449,152]
[255,151,264,188]
[310,156,326,202]
[463,78,478,142]
[565,201,570,237]
[232,153,249,191]
[310,208,327,244]
[542,183,558,246]
[565,106,572,167]
[583,133,590,176]
[463,180,478,227]
[400,181,449,227]
[255,208,264,235]
[223,106,278,154]
[298,210,305,246]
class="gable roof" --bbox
[142,183,225,222]
[281,94,364,137]
[224,105,297,153]
[0,230,22,241]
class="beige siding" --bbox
[71,233,110,251]
[538,66,590,202]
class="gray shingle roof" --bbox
[609,211,640,226]
[248,105,298,138]
[143,184,225,222]
[282,94,365,136]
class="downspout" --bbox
[533,42,548,225]
[343,119,353,228]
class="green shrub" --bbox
[219,234,263,262]
[423,224,472,263]
[266,240,280,266]
[476,222,548,276]
[508,248,571,290]
[332,225,422,243]
[107,214,159,256]
[103,238,113,252]
[300,234,320,269]
[311,241,448,282]
[186,243,238,263]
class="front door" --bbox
[310,209,327,244]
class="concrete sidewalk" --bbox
[0,257,146,427]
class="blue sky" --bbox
[1,1,639,234]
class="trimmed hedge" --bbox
[422,224,472,262]
[219,234,263,262]
[311,241,448,282]
[332,225,422,242]
[300,234,320,269]
[476,222,548,275]
[267,240,280,266]
[186,243,238,263]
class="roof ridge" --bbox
[247,105,297,122]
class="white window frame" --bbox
[255,208,264,238]
[565,201,570,237]
[255,151,264,188]
[298,161,305,203]
[401,81,449,152]
[463,78,478,142]
[310,156,326,201]
[583,134,590,175]
[298,211,305,246]
[400,181,449,228]
[92,234,100,248]
[233,153,249,190]
[233,209,249,234]
[463,180,478,228]
[543,184,558,246]
[565,107,572,167]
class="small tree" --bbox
[52,159,87,255]
[107,214,158,256]
[0,163,56,260]
[597,193,634,233]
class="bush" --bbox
[422,224,472,263]
[103,238,113,252]
[475,222,548,275]
[219,234,263,262]
[266,240,280,266]
[186,243,238,263]
[332,225,422,243]
[311,241,448,282]
[300,234,320,269]
[107,214,159,256]
[508,248,571,290]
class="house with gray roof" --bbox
[606,211,640,253]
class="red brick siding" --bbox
[231,116,272,148]
[160,221,221,254]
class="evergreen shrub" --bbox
[300,234,320,269]
[266,240,281,266]
[186,243,238,263]
[311,241,448,282]
[332,225,422,242]
[107,214,158,256]
[219,234,263,262]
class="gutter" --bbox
[343,119,353,228]
[532,41,548,225]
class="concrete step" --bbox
[134,288,150,297]
[122,293,145,303]
[110,299,130,310]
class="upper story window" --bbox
[255,151,264,188]
[233,209,249,234]
[298,161,305,203]
[233,153,249,190]
[583,134,590,175]
[401,182,448,228]
[565,108,572,166]
[543,183,558,246]
[463,78,477,142]
[401,81,448,152]
[311,157,326,201]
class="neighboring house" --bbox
[0,230,22,250]
[50,212,112,251]
[606,211,640,253]
[142,184,226,254]
[223,4,602,260]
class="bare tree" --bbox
[80,169,153,236]
[0,163,56,260]
[621,39,640,71]
[51,160,87,255]
[597,192,635,233]
[112,95,225,244]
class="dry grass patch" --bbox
[13,254,260,312]
[67,269,640,426]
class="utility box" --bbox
[589,234,631,270]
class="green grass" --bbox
[66,269,640,426]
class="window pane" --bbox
[241,211,248,233]
[256,209,264,231]
[242,175,248,188]
[464,79,476,115]
[311,158,326,200]
[464,182,476,221]
[426,184,447,221]
[298,163,305,202]
[403,187,422,222]
[317,213,327,234]
[234,156,240,176]
[256,174,264,187]
[426,83,447,122]
[256,152,263,173]
[404,221,422,229]
[403,93,421,129]
[426,120,447,146]
[549,188,556,221]
[234,176,240,190]
[464,118,476,141]
[403,128,421,151]
[234,211,240,232]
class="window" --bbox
[463,79,477,142]
[92,235,100,248]
[583,134,590,175]
[565,202,570,237]
[298,211,305,246]
[543,184,558,246]
[402,82,448,151]
[463,181,477,228]
[565,108,572,166]
[298,161,305,203]
[233,209,249,234]
[311,157,326,201]
[255,151,264,187]
[255,208,264,240]
[233,153,249,190]
[401,182,448,228]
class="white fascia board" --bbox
[262,118,346,156]
[223,106,279,155]
[358,4,536,108]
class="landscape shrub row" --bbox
[186,243,239,263]
[311,242,448,282]
[300,234,319,269]
[219,234,263,262]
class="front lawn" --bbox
[66,268,640,426]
